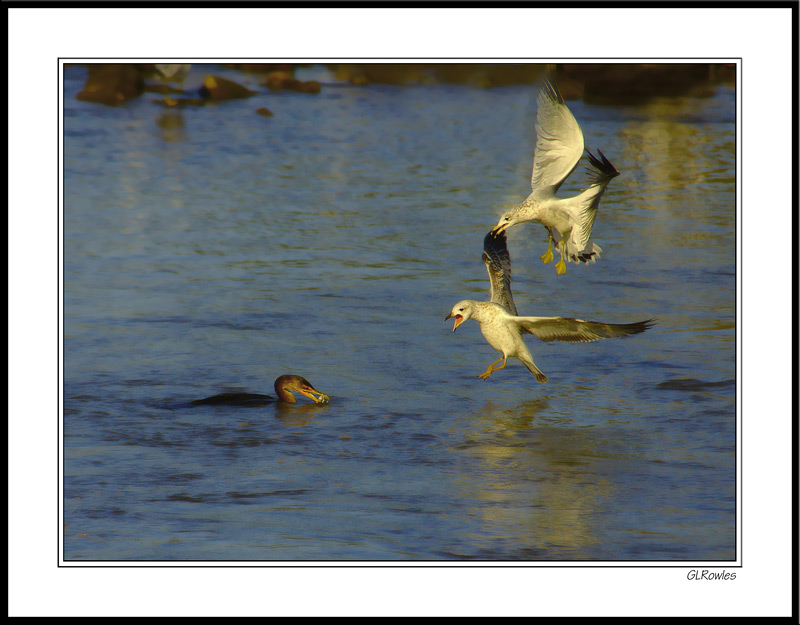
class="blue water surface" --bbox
[63,64,736,561]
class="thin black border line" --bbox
[12,1,800,9]
[792,4,800,620]
[58,59,63,570]
[65,56,743,60]
[59,59,743,569]
[738,57,743,572]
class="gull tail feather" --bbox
[557,225,603,264]
[576,242,602,263]
[520,355,548,383]
[559,149,619,260]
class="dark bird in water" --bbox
[191,374,329,406]
[446,231,654,382]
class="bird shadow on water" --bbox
[476,397,553,430]
[142,393,335,451]
[447,394,629,560]
[178,397,331,425]
[273,401,332,427]
[453,396,555,451]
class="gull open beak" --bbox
[445,312,464,333]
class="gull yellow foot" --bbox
[555,259,566,275]
[540,233,554,264]
[478,357,506,380]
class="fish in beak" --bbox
[289,378,330,404]
[298,385,330,404]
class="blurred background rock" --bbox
[71,62,736,107]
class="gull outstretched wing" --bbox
[530,77,585,195]
[514,316,655,343]
[482,231,518,316]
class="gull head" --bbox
[445,300,476,333]
[490,209,520,236]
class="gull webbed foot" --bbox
[478,357,506,380]
[540,231,554,264]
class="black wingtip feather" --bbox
[585,148,620,185]
[484,228,507,246]
[541,74,565,105]
[483,229,510,269]
[630,318,657,335]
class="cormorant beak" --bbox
[297,386,330,405]
[445,312,464,333]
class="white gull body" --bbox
[446,232,653,382]
[491,77,620,275]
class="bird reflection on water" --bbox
[450,396,621,559]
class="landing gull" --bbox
[445,232,653,382]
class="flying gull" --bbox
[491,76,620,275]
[445,232,653,382]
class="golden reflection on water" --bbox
[618,96,734,212]
[453,399,621,556]
[156,110,186,141]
